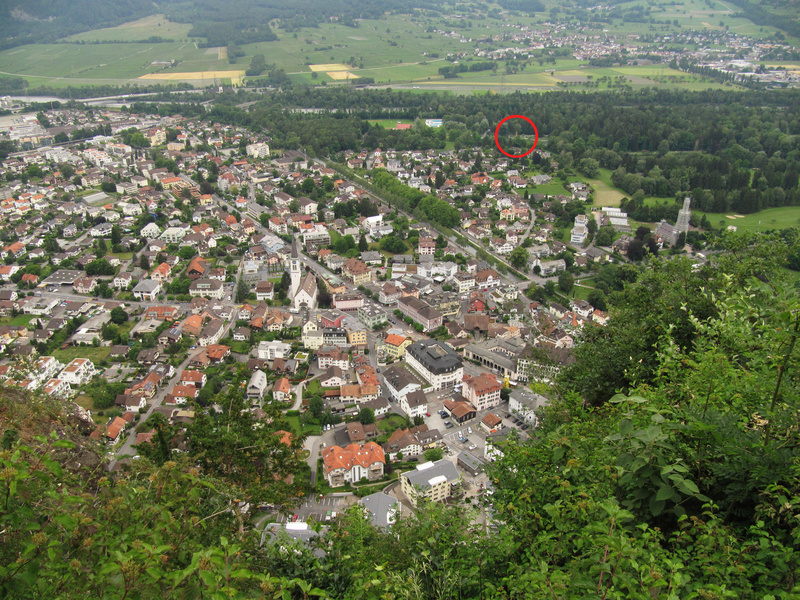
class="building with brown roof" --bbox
[322,442,385,487]
[187,257,208,280]
[397,296,443,332]
[273,377,291,402]
[480,412,503,434]
[342,258,373,286]
[443,397,477,423]
[461,372,502,412]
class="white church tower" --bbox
[289,236,302,298]
[676,196,691,236]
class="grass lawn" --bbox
[110,252,134,260]
[695,206,800,233]
[304,379,322,397]
[228,340,251,354]
[588,168,628,207]
[528,180,569,197]
[377,414,408,433]
[73,395,94,411]
[283,415,302,436]
[9,314,37,327]
[52,346,111,364]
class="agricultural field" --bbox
[62,15,194,43]
[0,41,228,88]
[0,0,786,92]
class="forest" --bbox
[0,0,443,50]
[127,86,800,215]
[1,233,799,599]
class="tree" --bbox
[309,395,324,418]
[509,246,529,270]
[110,306,128,325]
[626,238,646,261]
[139,254,150,271]
[587,289,608,311]
[85,258,114,277]
[356,407,375,425]
[595,226,615,246]
[358,233,368,252]
[558,271,574,294]
[379,235,406,254]
[235,278,249,303]
[423,448,443,462]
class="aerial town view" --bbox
[0,0,799,598]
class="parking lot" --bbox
[275,494,351,523]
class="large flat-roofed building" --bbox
[405,339,463,391]
[400,459,461,507]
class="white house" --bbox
[246,369,268,404]
[58,358,96,385]
[133,280,162,302]
[257,340,292,361]
[140,222,161,238]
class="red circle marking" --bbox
[495,115,539,158]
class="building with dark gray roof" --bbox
[405,339,463,391]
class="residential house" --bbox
[133,280,162,302]
[322,442,385,487]
[273,377,291,402]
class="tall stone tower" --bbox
[676,196,691,236]
[289,236,302,298]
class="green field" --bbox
[0,1,783,92]
[63,15,194,43]
[368,119,414,129]
[0,41,227,88]
[588,168,628,207]
[52,346,111,364]
[697,207,800,233]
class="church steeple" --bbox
[289,236,302,298]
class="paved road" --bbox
[108,351,195,469]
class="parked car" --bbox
[425,412,431,417]
[444,421,453,429]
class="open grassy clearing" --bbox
[52,346,111,364]
[368,119,415,129]
[63,15,194,42]
[0,42,226,84]
[695,206,800,233]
